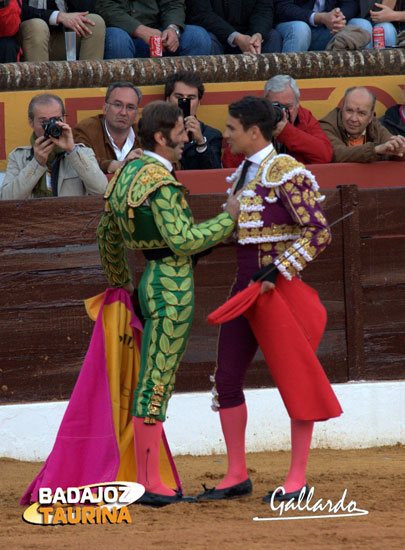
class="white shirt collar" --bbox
[247,142,274,165]
[143,150,173,172]
[242,143,274,185]
[104,120,135,161]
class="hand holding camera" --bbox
[35,119,75,166]
[272,102,290,138]
[34,135,55,167]
[48,120,75,153]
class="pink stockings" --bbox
[216,403,249,489]
[218,405,314,492]
[132,416,175,496]
[283,419,314,493]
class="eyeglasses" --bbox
[106,101,138,113]
[38,116,64,124]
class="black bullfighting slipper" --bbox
[136,490,197,507]
[262,484,309,503]
[197,478,252,501]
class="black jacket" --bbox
[181,121,222,170]
[381,105,405,138]
[275,0,359,25]
[186,0,274,43]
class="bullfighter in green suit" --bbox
[97,101,240,506]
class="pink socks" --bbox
[216,403,249,489]
[132,416,175,496]
[216,406,313,493]
[282,419,314,493]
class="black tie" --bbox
[234,160,252,194]
[50,156,61,196]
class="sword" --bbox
[255,210,354,282]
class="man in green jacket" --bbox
[97,101,239,506]
[95,0,211,58]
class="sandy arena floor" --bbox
[1,445,404,550]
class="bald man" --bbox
[320,86,405,163]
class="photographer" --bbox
[164,71,222,170]
[223,75,333,168]
[0,93,108,199]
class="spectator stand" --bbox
[0,49,404,178]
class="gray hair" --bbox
[28,93,65,121]
[264,75,300,101]
[342,86,376,112]
[105,81,142,103]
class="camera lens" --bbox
[43,118,62,139]
[48,124,62,138]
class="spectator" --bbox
[320,86,405,162]
[223,75,332,167]
[0,93,108,199]
[165,71,223,170]
[95,0,211,59]
[19,1,105,61]
[274,0,372,52]
[0,37,21,62]
[381,86,405,138]
[359,0,405,48]
[185,0,282,54]
[0,0,22,62]
[73,81,142,174]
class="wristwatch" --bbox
[196,136,207,151]
[167,24,181,38]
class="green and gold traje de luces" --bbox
[97,154,235,423]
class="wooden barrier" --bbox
[177,161,405,194]
[1,174,405,404]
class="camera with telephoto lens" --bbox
[42,118,62,140]
[272,102,290,125]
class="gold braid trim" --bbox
[103,164,126,199]
[145,384,165,424]
[127,163,186,208]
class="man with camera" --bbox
[164,71,223,170]
[223,75,333,167]
[73,81,143,174]
[0,93,108,199]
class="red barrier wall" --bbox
[176,162,404,194]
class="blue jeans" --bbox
[104,25,211,59]
[276,19,378,52]
[346,19,397,48]
[209,29,282,55]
